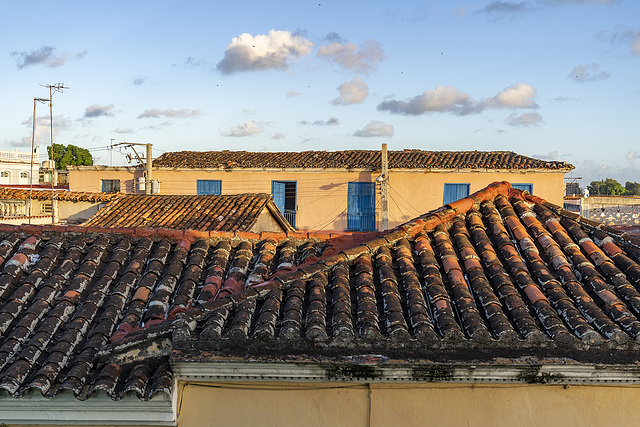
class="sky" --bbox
[2,0,639,187]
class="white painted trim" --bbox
[172,361,640,385]
[0,391,175,425]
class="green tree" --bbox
[625,181,640,195]
[588,178,626,195]
[46,143,93,170]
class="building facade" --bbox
[0,148,39,185]
[68,149,573,231]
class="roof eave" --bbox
[171,360,640,385]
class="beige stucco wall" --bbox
[69,168,566,231]
[178,381,640,427]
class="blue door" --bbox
[443,183,470,205]
[271,181,297,228]
[347,182,376,231]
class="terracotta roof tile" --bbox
[153,149,574,170]
[0,225,329,400]
[83,193,293,232]
[0,187,117,203]
[6,180,640,406]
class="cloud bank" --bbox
[377,83,538,116]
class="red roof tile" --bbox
[153,149,574,170]
[0,187,117,203]
[82,193,294,232]
[4,180,640,406]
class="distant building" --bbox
[0,187,116,224]
[564,195,640,226]
[0,148,39,185]
[68,149,574,232]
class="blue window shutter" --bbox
[197,180,221,195]
[512,183,533,193]
[271,181,296,228]
[347,182,376,231]
[443,183,470,205]
[272,181,285,211]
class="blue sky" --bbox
[3,0,639,186]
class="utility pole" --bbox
[111,142,153,194]
[381,143,389,231]
[145,143,153,195]
[29,97,50,223]
[41,83,69,225]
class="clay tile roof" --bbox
[105,181,640,367]
[5,181,640,404]
[82,193,294,232]
[0,187,119,203]
[152,149,574,171]
[0,226,330,400]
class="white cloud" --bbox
[532,151,560,160]
[137,108,201,119]
[16,114,72,146]
[626,150,640,162]
[506,111,543,126]
[132,77,147,86]
[486,83,538,108]
[377,85,476,115]
[317,40,385,73]
[332,77,369,105]
[216,30,313,74]
[353,121,394,138]
[113,128,134,134]
[84,104,115,118]
[286,90,303,98]
[632,31,640,55]
[377,83,537,116]
[271,132,285,139]
[569,63,611,82]
[10,46,86,69]
[220,120,268,137]
[299,117,340,126]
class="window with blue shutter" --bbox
[271,180,297,228]
[347,182,376,231]
[197,180,222,195]
[512,183,533,193]
[443,183,470,205]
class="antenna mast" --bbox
[40,83,69,224]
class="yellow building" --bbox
[68,149,573,231]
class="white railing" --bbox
[0,150,35,162]
[0,201,27,217]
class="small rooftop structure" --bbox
[82,193,295,233]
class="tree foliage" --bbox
[625,181,640,195]
[46,143,93,170]
[588,178,630,196]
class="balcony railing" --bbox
[283,209,297,229]
[0,201,27,217]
